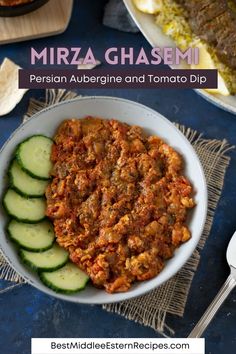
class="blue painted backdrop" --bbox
[0,1,236,353]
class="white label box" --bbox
[31,338,205,354]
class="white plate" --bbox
[124,0,236,115]
[0,96,207,304]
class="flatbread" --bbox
[0,58,28,116]
[77,58,101,70]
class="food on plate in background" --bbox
[0,0,33,5]
[46,117,195,293]
[191,43,230,96]
[0,0,50,17]
[0,58,28,116]
[133,0,236,96]
[133,0,162,14]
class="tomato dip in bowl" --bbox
[0,97,207,303]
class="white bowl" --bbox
[0,96,207,304]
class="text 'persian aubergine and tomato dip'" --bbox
[46,117,195,293]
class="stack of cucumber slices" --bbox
[3,135,89,294]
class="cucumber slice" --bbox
[3,189,46,223]
[40,262,89,294]
[8,220,54,252]
[16,135,53,180]
[9,160,48,198]
[19,244,68,271]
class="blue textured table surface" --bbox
[0,1,236,353]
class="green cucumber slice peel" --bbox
[19,244,68,271]
[16,135,53,180]
[3,189,46,223]
[9,160,48,198]
[40,262,89,294]
[8,220,54,252]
